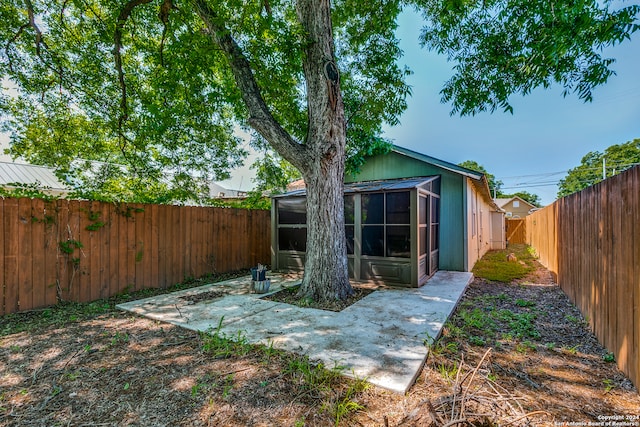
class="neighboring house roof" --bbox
[0,161,68,192]
[286,178,306,192]
[209,182,247,199]
[493,196,536,210]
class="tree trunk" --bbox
[294,0,353,301]
[194,0,354,302]
[298,149,352,301]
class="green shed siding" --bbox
[346,151,466,271]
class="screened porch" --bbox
[271,177,441,287]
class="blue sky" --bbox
[381,7,640,205]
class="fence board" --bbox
[632,167,640,385]
[78,202,91,303]
[44,201,59,307]
[149,203,159,289]
[4,199,19,313]
[134,203,145,292]
[0,200,269,315]
[18,198,33,312]
[0,200,5,315]
[525,165,640,389]
[31,199,46,309]
[505,219,526,244]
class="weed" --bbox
[323,375,369,426]
[110,331,129,346]
[123,382,130,390]
[501,332,514,341]
[221,375,234,399]
[565,314,583,325]
[191,382,206,398]
[429,340,458,356]
[59,239,83,254]
[261,340,282,361]
[200,318,252,359]
[469,335,486,346]
[294,418,306,427]
[515,299,536,308]
[603,352,616,363]
[459,308,495,331]
[507,312,541,340]
[437,362,458,381]
[285,356,343,394]
[85,221,106,231]
[443,322,465,339]
[564,345,580,355]
[64,372,80,381]
[603,379,616,393]
[515,341,536,354]
[545,342,556,350]
[9,345,20,353]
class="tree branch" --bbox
[5,0,48,72]
[113,0,154,148]
[191,0,308,171]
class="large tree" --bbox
[1,0,638,302]
[558,138,640,197]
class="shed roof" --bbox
[0,161,68,191]
[391,145,498,209]
[273,176,439,198]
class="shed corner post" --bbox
[271,198,278,272]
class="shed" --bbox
[270,145,505,287]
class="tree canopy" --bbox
[458,160,503,196]
[558,138,640,198]
[1,1,638,203]
[1,0,638,301]
[459,160,542,206]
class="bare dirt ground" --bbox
[1,262,639,426]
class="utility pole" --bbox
[603,157,606,180]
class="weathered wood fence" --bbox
[0,198,271,315]
[525,165,640,388]
[505,218,526,244]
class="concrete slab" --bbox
[116,270,472,394]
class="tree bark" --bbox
[194,0,353,301]
[295,0,352,300]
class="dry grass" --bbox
[2,261,639,426]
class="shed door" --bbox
[418,194,439,282]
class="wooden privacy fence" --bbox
[505,218,526,244]
[525,165,640,388]
[0,198,271,315]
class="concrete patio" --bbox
[116,270,472,394]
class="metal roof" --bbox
[0,161,68,191]
[272,176,438,198]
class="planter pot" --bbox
[252,279,271,294]
[251,268,267,281]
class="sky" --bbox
[2,5,639,206]
[379,7,640,205]
[218,6,640,206]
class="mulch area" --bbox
[264,285,375,312]
[1,262,639,426]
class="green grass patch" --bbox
[472,244,536,282]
